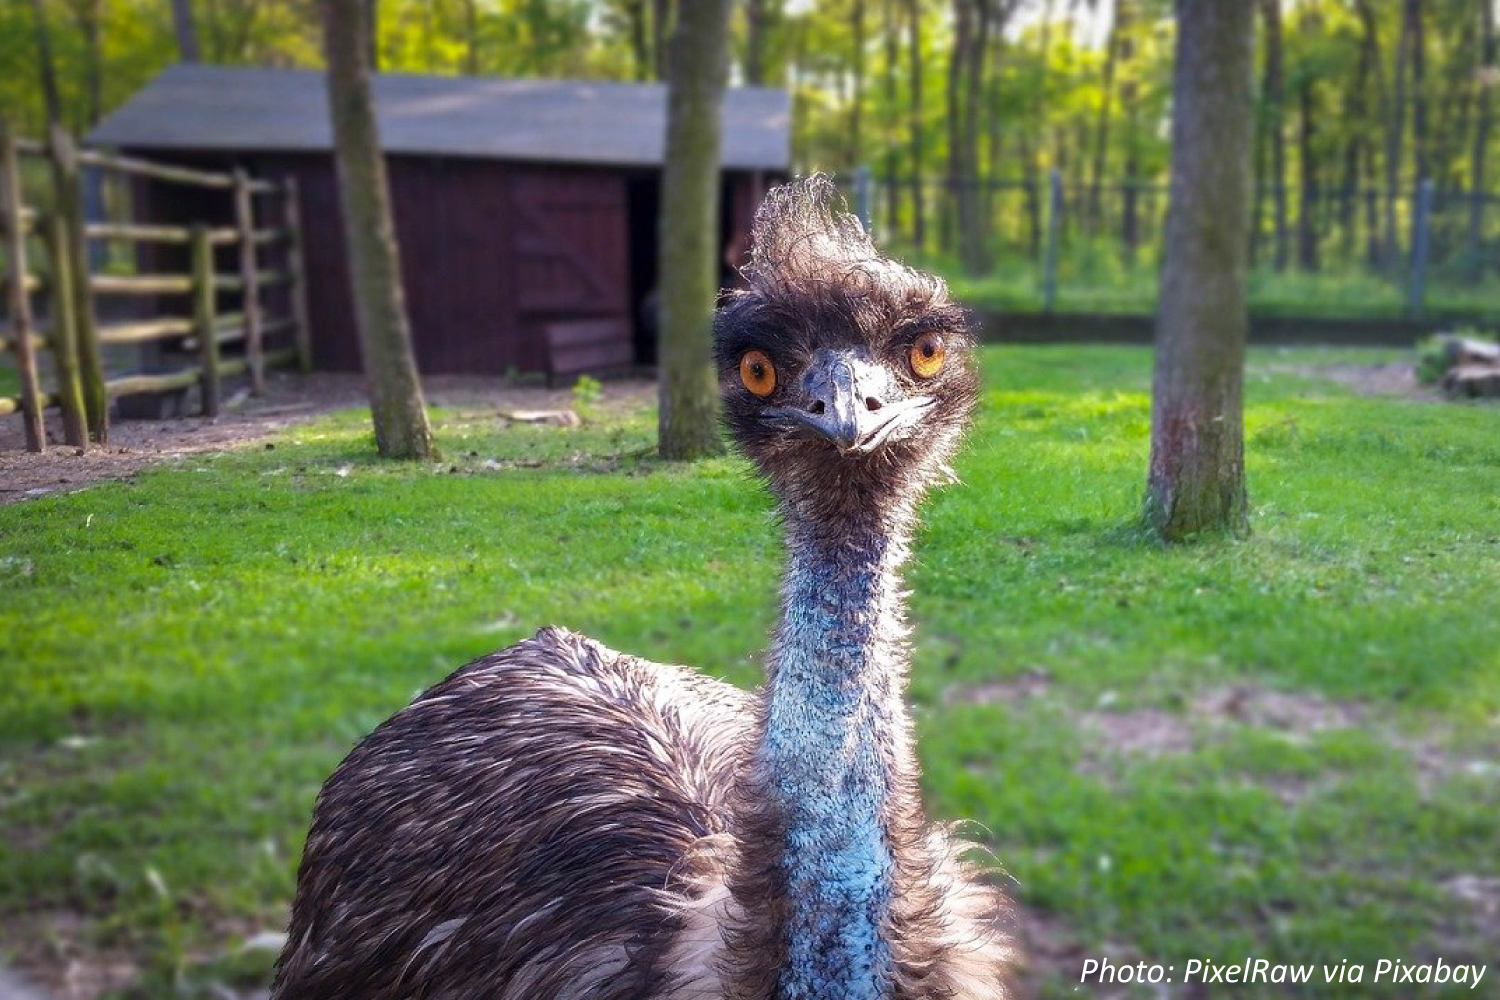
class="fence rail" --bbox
[0,118,313,453]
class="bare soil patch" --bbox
[0,373,656,504]
[954,677,1500,797]
[1256,359,1439,401]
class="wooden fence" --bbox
[0,119,312,453]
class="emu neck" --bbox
[759,508,915,1000]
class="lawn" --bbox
[2,345,1498,999]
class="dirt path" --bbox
[0,372,657,505]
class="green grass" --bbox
[3,346,1499,998]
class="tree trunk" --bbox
[320,0,435,460]
[656,0,732,460]
[1145,0,1254,541]
[1260,0,1289,271]
[28,0,63,126]
[943,0,968,254]
[745,0,767,85]
[1353,0,1387,266]
[462,0,479,74]
[1087,0,1124,228]
[74,0,104,127]
[1469,0,1495,282]
[1385,0,1410,272]
[1338,11,1375,261]
[170,0,200,62]
[653,0,671,80]
[883,0,900,231]
[907,0,924,250]
[948,0,991,273]
[1297,78,1318,271]
[1408,0,1427,187]
[1022,0,1055,258]
[850,0,865,170]
[365,0,379,71]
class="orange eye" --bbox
[739,350,776,397]
[910,332,945,378]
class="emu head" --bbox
[714,175,978,519]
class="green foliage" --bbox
[571,372,603,417]
[2,346,1498,997]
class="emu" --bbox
[272,176,1014,1000]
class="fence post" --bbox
[1043,169,1062,312]
[233,168,265,395]
[283,178,314,373]
[191,223,220,417]
[43,213,88,447]
[1408,177,1433,319]
[854,165,873,233]
[1,119,46,452]
[47,125,107,443]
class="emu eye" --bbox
[739,350,776,397]
[910,332,945,378]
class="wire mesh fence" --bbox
[843,171,1500,321]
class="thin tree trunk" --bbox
[883,0,900,231]
[170,0,201,62]
[943,0,968,254]
[1087,0,1123,228]
[28,0,63,127]
[907,0,924,250]
[745,0,767,85]
[1022,0,1054,258]
[850,0,865,169]
[365,0,379,71]
[1386,0,1411,271]
[1354,0,1387,266]
[1297,78,1319,270]
[1408,0,1427,187]
[75,0,104,127]
[1469,0,1495,281]
[1339,13,1374,261]
[1146,0,1254,541]
[1261,0,1289,271]
[462,0,479,74]
[319,0,435,460]
[955,0,992,273]
[657,0,732,460]
[653,0,671,80]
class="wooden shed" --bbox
[86,65,791,378]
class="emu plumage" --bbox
[272,177,1015,1000]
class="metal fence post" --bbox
[1408,177,1433,319]
[1043,169,1062,312]
[854,165,873,233]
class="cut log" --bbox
[1441,364,1500,398]
[1442,337,1500,368]
[500,409,581,428]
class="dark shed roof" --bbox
[88,65,792,171]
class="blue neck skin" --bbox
[760,516,912,1000]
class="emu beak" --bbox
[767,349,932,454]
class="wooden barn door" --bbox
[510,170,633,377]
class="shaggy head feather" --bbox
[714,175,979,524]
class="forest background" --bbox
[3,0,1497,317]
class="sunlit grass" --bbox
[2,345,1498,999]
